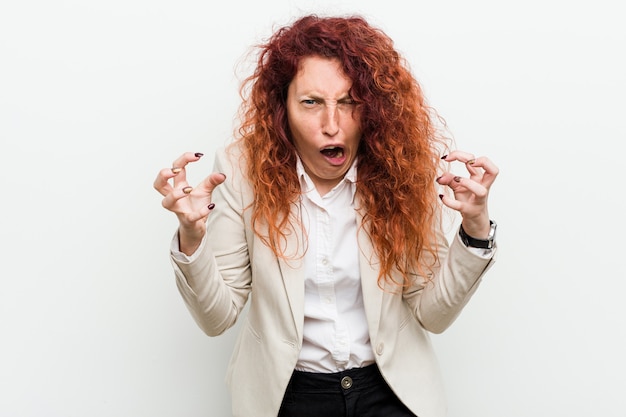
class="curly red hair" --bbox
[235,14,448,287]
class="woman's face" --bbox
[286,55,362,195]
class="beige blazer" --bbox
[171,144,496,417]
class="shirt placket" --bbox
[315,202,350,367]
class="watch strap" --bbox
[459,221,496,249]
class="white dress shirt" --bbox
[294,158,375,373]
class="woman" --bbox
[154,14,498,417]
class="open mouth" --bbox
[320,146,344,159]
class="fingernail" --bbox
[183,186,192,194]
[172,167,182,174]
[453,176,461,183]
[220,173,227,180]
[436,176,442,182]
[441,155,448,160]
[208,203,215,210]
[439,194,444,200]
[467,159,475,165]
[195,152,204,158]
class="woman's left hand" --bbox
[437,150,499,239]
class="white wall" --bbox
[1,0,624,416]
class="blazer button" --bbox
[376,342,384,355]
[341,376,353,390]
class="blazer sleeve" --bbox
[169,146,252,337]
[403,220,497,334]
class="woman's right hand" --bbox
[153,152,226,255]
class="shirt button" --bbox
[341,376,353,389]
[376,342,384,355]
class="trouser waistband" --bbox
[288,364,383,392]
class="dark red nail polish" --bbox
[453,176,461,183]
[439,194,444,200]
[436,176,442,182]
[208,203,215,210]
[441,155,448,160]
[195,152,204,158]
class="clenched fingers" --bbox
[442,152,499,189]
[467,156,499,189]
[161,184,194,210]
[153,152,204,195]
[154,167,184,196]
[437,173,488,199]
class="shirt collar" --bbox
[296,156,358,200]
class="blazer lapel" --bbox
[277,213,306,344]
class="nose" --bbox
[322,104,339,136]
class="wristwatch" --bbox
[459,220,497,249]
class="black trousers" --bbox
[277,364,417,417]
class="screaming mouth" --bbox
[320,146,344,158]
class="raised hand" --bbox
[153,152,226,254]
[437,150,499,239]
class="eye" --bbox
[302,99,318,106]
[338,98,357,106]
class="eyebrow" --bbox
[305,93,353,102]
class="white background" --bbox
[1,0,625,416]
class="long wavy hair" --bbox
[235,14,449,288]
